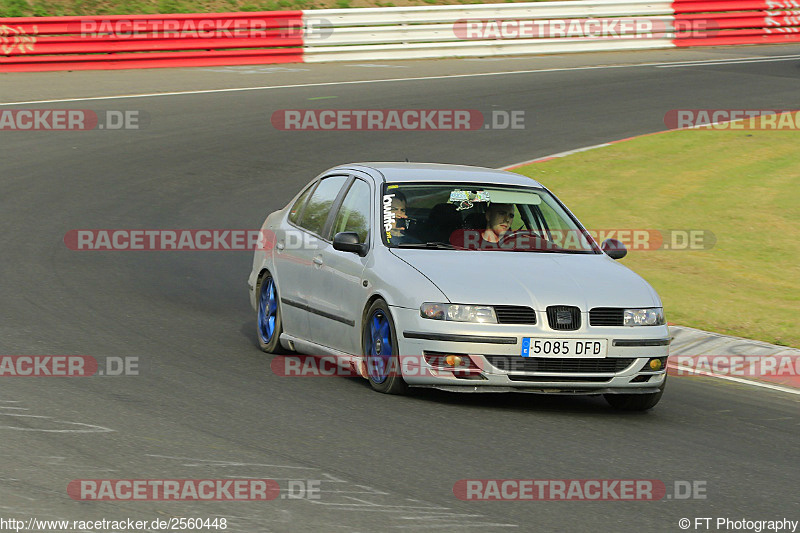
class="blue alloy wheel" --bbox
[362,299,407,394]
[256,274,282,353]
[258,278,277,343]
[365,309,392,384]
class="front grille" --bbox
[494,305,536,324]
[590,308,624,326]
[484,356,636,373]
[546,306,581,330]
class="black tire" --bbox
[256,271,283,353]
[362,299,408,395]
[604,378,666,411]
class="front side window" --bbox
[296,175,348,237]
[332,179,371,243]
[380,183,598,253]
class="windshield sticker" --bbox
[449,190,468,202]
[383,193,396,241]
[449,190,491,204]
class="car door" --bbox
[305,174,374,355]
[274,174,349,343]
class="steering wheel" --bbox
[497,230,547,249]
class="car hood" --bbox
[390,249,660,310]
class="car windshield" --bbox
[381,183,598,253]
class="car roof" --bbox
[335,162,544,188]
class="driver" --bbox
[449,202,515,249]
[481,203,514,243]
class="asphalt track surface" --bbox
[1,45,799,532]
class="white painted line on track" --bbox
[656,53,800,68]
[0,413,113,432]
[1,53,797,106]
[668,364,800,396]
[500,142,613,169]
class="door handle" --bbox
[276,242,285,251]
[312,256,323,266]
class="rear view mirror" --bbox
[333,232,368,256]
[602,238,627,260]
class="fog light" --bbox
[445,355,462,367]
[649,358,663,371]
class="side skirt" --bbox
[279,333,367,379]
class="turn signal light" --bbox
[445,355,463,367]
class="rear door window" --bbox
[288,183,315,224]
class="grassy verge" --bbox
[1,0,540,17]
[512,128,800,348]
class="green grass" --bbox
[1,0,30,15]
[512,128,800,348]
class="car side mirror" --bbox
[333,232,368,257]
[602,238,627,260]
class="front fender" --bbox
[364,247,448,311]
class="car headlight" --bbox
[623,308,665,326]
[420,303,498,324]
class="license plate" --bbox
[521,338,607,358]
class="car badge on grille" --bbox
[556,310,572,325]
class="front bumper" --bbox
[390,306,669,393]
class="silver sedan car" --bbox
[249,163,669,410]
